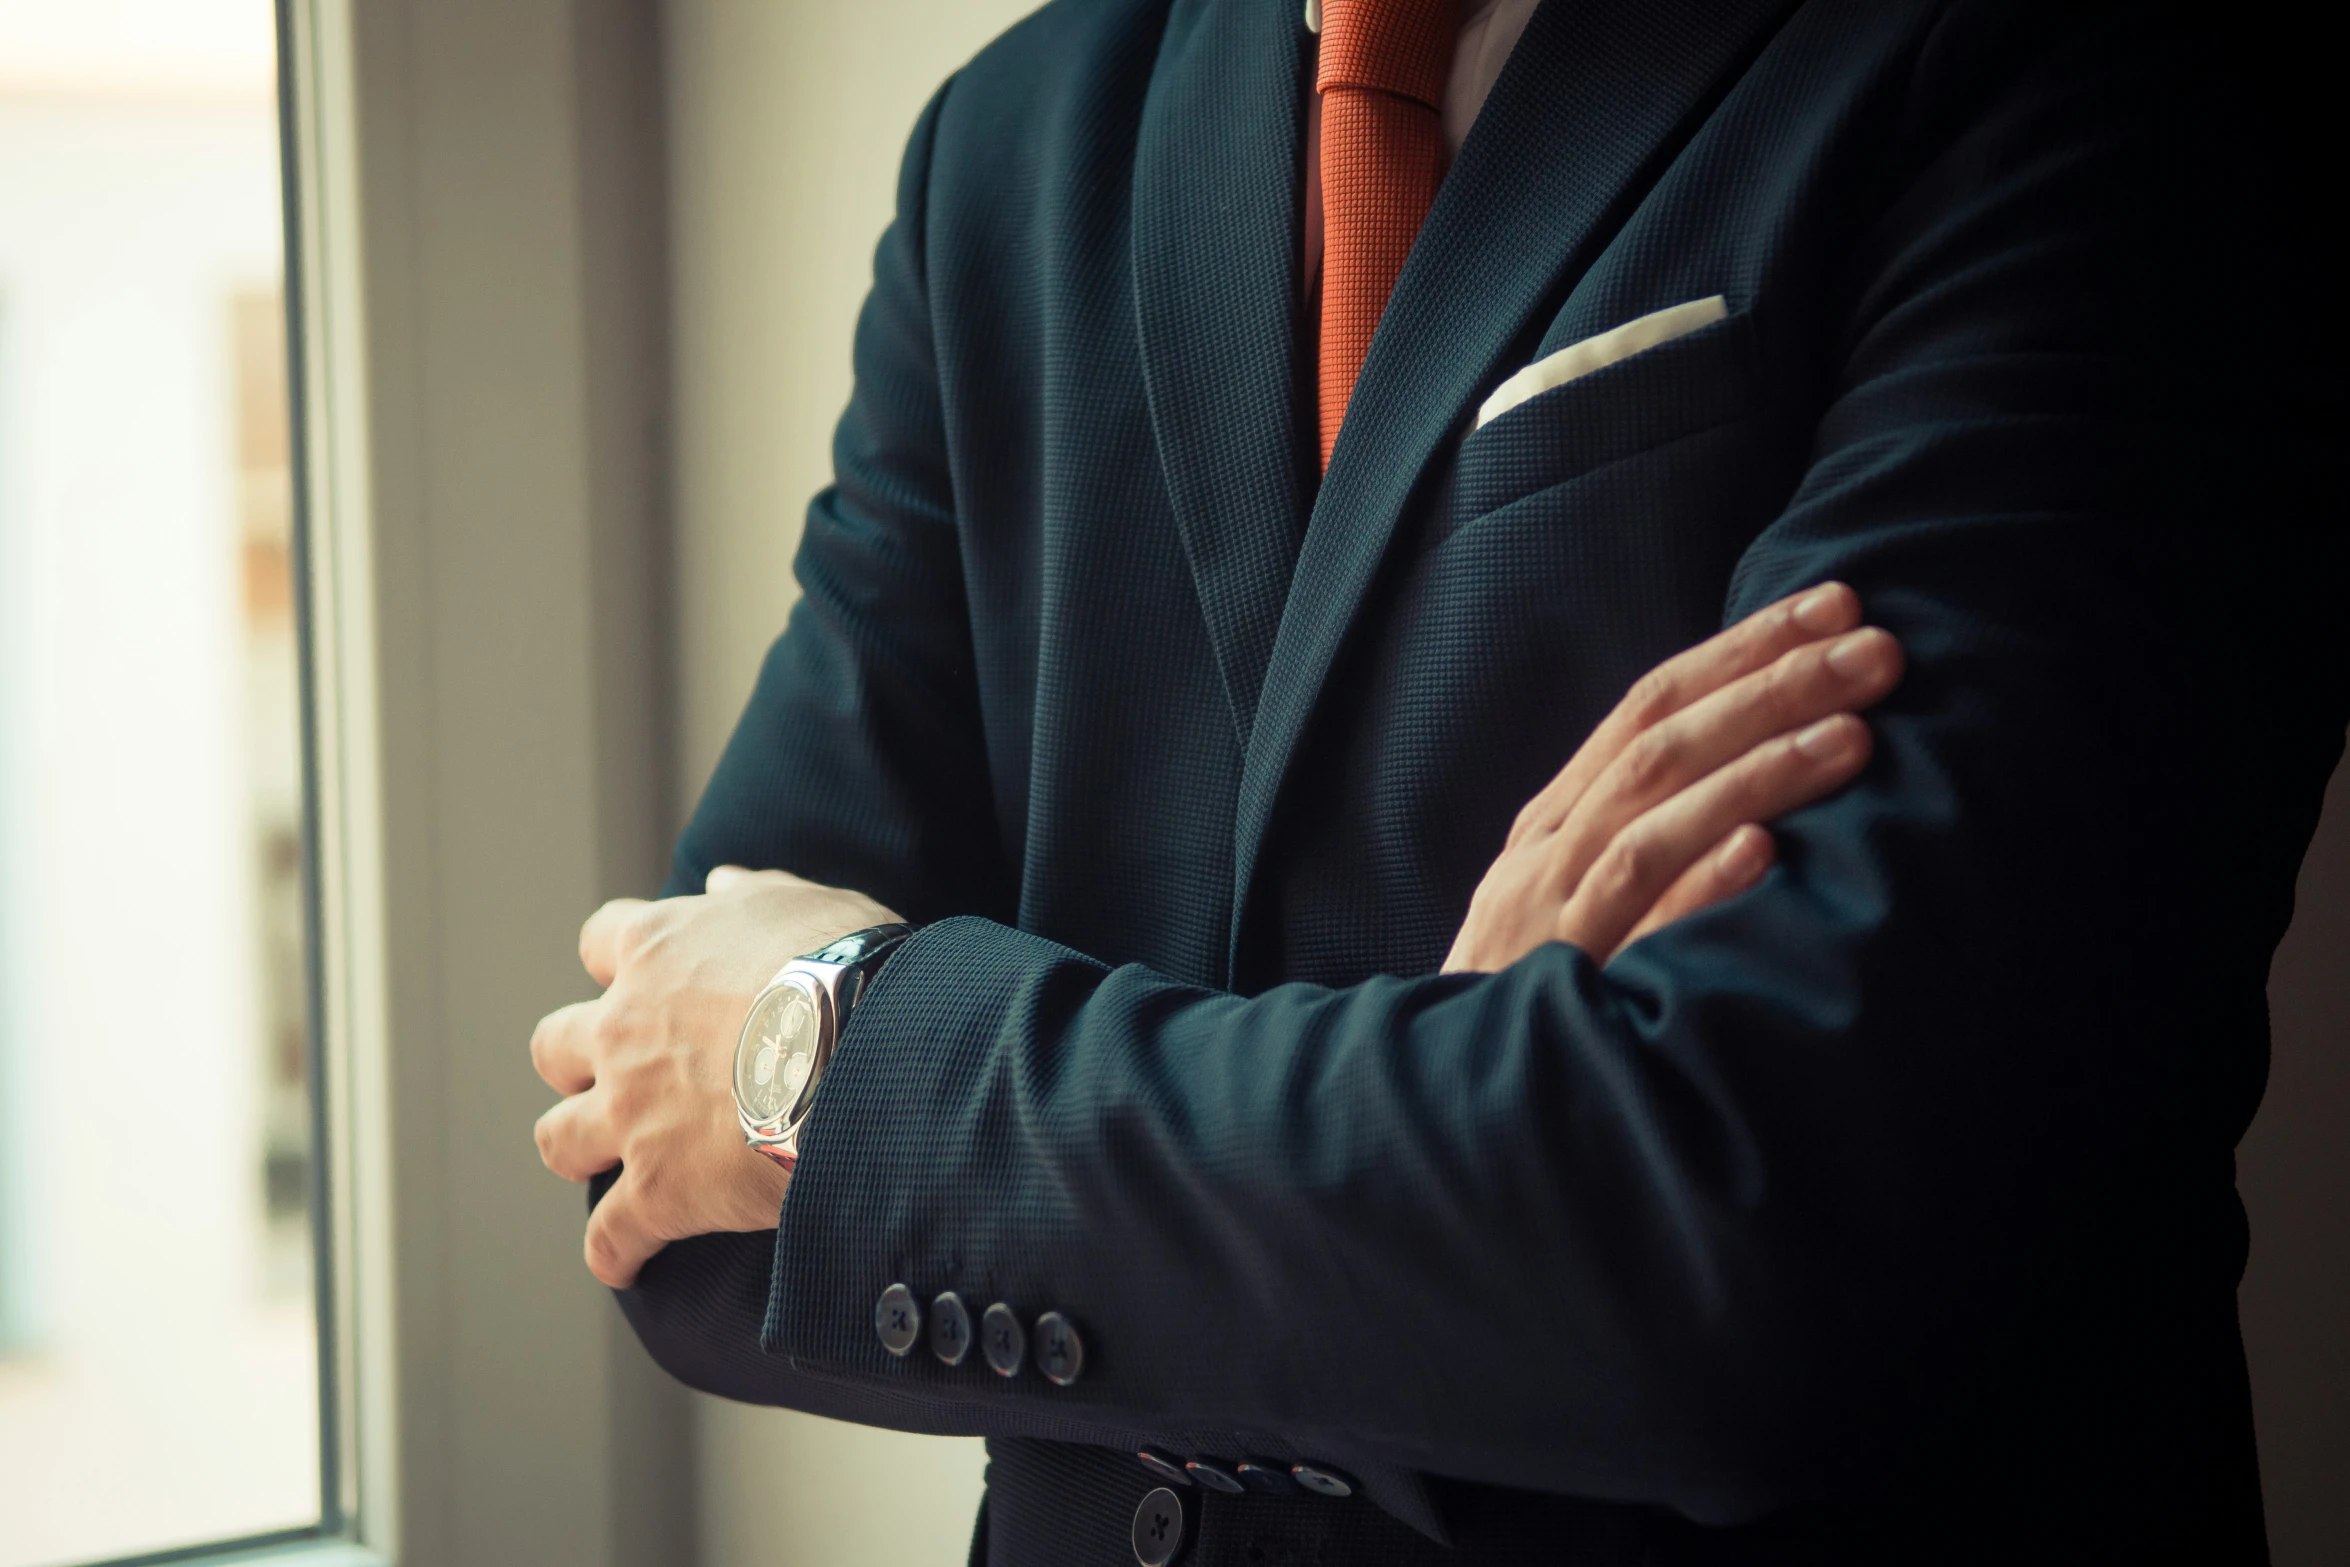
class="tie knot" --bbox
[1316,0,1454,110]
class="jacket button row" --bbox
[872,1284,1083,1386]
[1135,1448,1354,1500]
[1233,1460,1295,1494]
[1290,1463,1356,1498]
[873,1283,921,1355]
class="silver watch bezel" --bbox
[732,958,849,1169]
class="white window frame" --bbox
[284,0,388,1553]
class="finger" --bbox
[1614,824,1776,956]
[1559,713,1873,962]
[534,1088,622,1183]
[579,896,654,988]
[529,999,602,1093]
[583,1169,671,1289]
[1509,582,1863,848]
[1537,625,1901,902]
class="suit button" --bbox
[929,1291,971,1366]
[1290,1462,1356,1499]
[1183,1459,1244,1494]
[1035,1311,1084,1386]
[1131,1486,1186,1567]
[981,1301,1026,1377]
[1233,1459,1295,1494]
[873,1283,921,1357]
[1136,1448,1191,1487]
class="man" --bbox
[530,0,2340,1561]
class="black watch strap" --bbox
[805,921,915,968]
[807,922,916,1014]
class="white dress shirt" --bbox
[1301,0,1544,293]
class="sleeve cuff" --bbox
[763,916,1102,1367]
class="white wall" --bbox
[662,3,1040,1565]
[333,1,692,1559]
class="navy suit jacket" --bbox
[610,0,2343,1559]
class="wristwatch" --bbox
[732,923,915,1171]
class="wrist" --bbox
[729,1145,793,1227]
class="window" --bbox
[0,3,329,1561]
[9,0,708,1556]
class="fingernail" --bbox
[1791,584,1848,633]
[1794,715,1858,761]
[1825,629,1889,682]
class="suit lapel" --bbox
[1133,0,1316,746]
[1228,0,1796,973]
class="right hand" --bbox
[1444,581,1905,973]
[529,865,901,1286]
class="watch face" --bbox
[735,977,822,1127]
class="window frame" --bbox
[280,0,386,1553]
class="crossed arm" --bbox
[529,581,1903,1289]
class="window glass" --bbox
[0,2,321,1561]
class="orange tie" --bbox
[1317,0,1453,470]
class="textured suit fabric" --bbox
[611,0,2343,1561]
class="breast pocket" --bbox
[1439,307,1760,540]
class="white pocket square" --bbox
[1475,295,1729,430]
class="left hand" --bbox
[530,865,900,1287]
[1445,583,1903,972]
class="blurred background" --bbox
[0,2,2339,1566]
[0,3,315,1562]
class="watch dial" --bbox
[736,982,820,1125]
